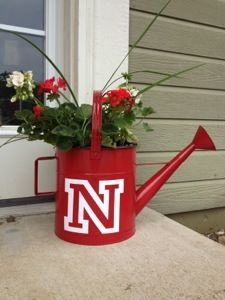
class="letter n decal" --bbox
[64,179,124,234]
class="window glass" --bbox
[0,32,44,81]
[0,33,44,125]
[0,0,44,30]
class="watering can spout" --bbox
[135,126,216,215]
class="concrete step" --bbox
[1,207,225,299]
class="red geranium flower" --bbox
[33,105,43,119]
[38,77,67,96]
[57,78,67,90]
[103,88,134,109]
[38,77,58,96]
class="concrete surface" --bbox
[1,208,225,300]
[0,202,54,219]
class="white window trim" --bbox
[0,126,18,136]
[0,24,45,36]
[45,0,59,79]
[74,0,130,104]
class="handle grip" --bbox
[34,156,57,196]
[91,90,102,159]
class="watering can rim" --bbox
[56,144,137,153]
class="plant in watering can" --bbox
[0,0,216,245]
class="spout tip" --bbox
[192,126,216,151]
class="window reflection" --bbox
[0,32,44,81]
[0,33,44,125]
[0,0,44,30]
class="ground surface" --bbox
[1,208,225,300]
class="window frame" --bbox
[0,0,57,137]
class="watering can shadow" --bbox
[35,91,216,245]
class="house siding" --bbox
[130,0,225,214]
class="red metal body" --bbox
[55,146,136,245]
[34,91,216,245]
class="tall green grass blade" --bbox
[101,0,173,93]
[103,69,181,92]
[0,134,27,149]
[136,64,204,96]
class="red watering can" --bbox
[35,91,216,245]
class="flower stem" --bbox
[33,96,43,106]
[55,98,61,106]
[0,135,27,149]
[59,91,71,103]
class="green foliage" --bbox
[14,100,94,150]
[100,96,154,148]
[51,125,77,137]
[0,0,201,151]
[143,122,153,132]
[75,104,92,119]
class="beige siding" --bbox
[130,0,225,28]
[129,1,225,214]
[130,11,225,59]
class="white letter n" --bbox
[64,179,124,234]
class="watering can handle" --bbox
[34,156,57,196]
[91,90,102,159]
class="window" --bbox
[0,0,45,126]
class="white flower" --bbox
[10,71,25,87]
[10,95,17,102]
[6,77,13,87]
[129,88,142,103]
[25,71,33,81]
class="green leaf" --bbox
[121,72,132,81]
[52,125,76,137]
[56,137,74,151]
[44,133,58,146]
[136,101,143,108]
[102,124,118,134]
[143,122,153,132]
[141,107,155,116]
[47,93,59,101]
[76,104,92,119]
[43,108,58,118]
[124,112,136,125]
[60,102,77,111]
[114,117,129,128]
[101,135,115,148]
[15,109,33,120]
[126,133,138,144]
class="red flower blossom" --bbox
[33,105,43,119]
[38,77,58,96]
[57,78,67,90]
[38,77,67,96]
[103,88,134,109]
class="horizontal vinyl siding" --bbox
[130,0,225,29]
[129,0,225,214]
